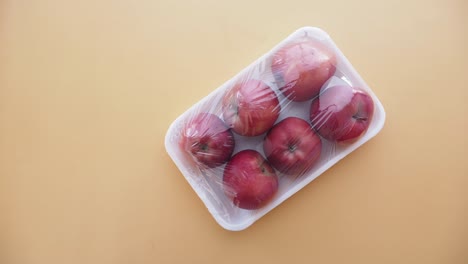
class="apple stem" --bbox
[288,145,296,152]
[200,143,208,151]
[352,115,367,121]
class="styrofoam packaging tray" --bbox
[165,27,385,231]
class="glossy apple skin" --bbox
[263,117,322,176]
[179,113,235,168]
[223,150,279,210]
[222,79,281,136]
[272,40,336,102]
[310,85,374,142]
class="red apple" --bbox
[263,117,322,176]
[180,113,235,168]
[223,150,279,210]
[272,40,336,102]
[222,79,281,136]
[310,85,374,142]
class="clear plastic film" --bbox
[165,27,385,231]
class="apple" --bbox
[271,40,336,102]
[180,113,235,168]
[310,85,374,142]
[222,79,281,136]
[223,150,279,210]
[263,117,322,176]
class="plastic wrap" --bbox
[165,27,386,231]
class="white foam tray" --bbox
[165,27,386,231]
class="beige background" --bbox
[1,0,467,263]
